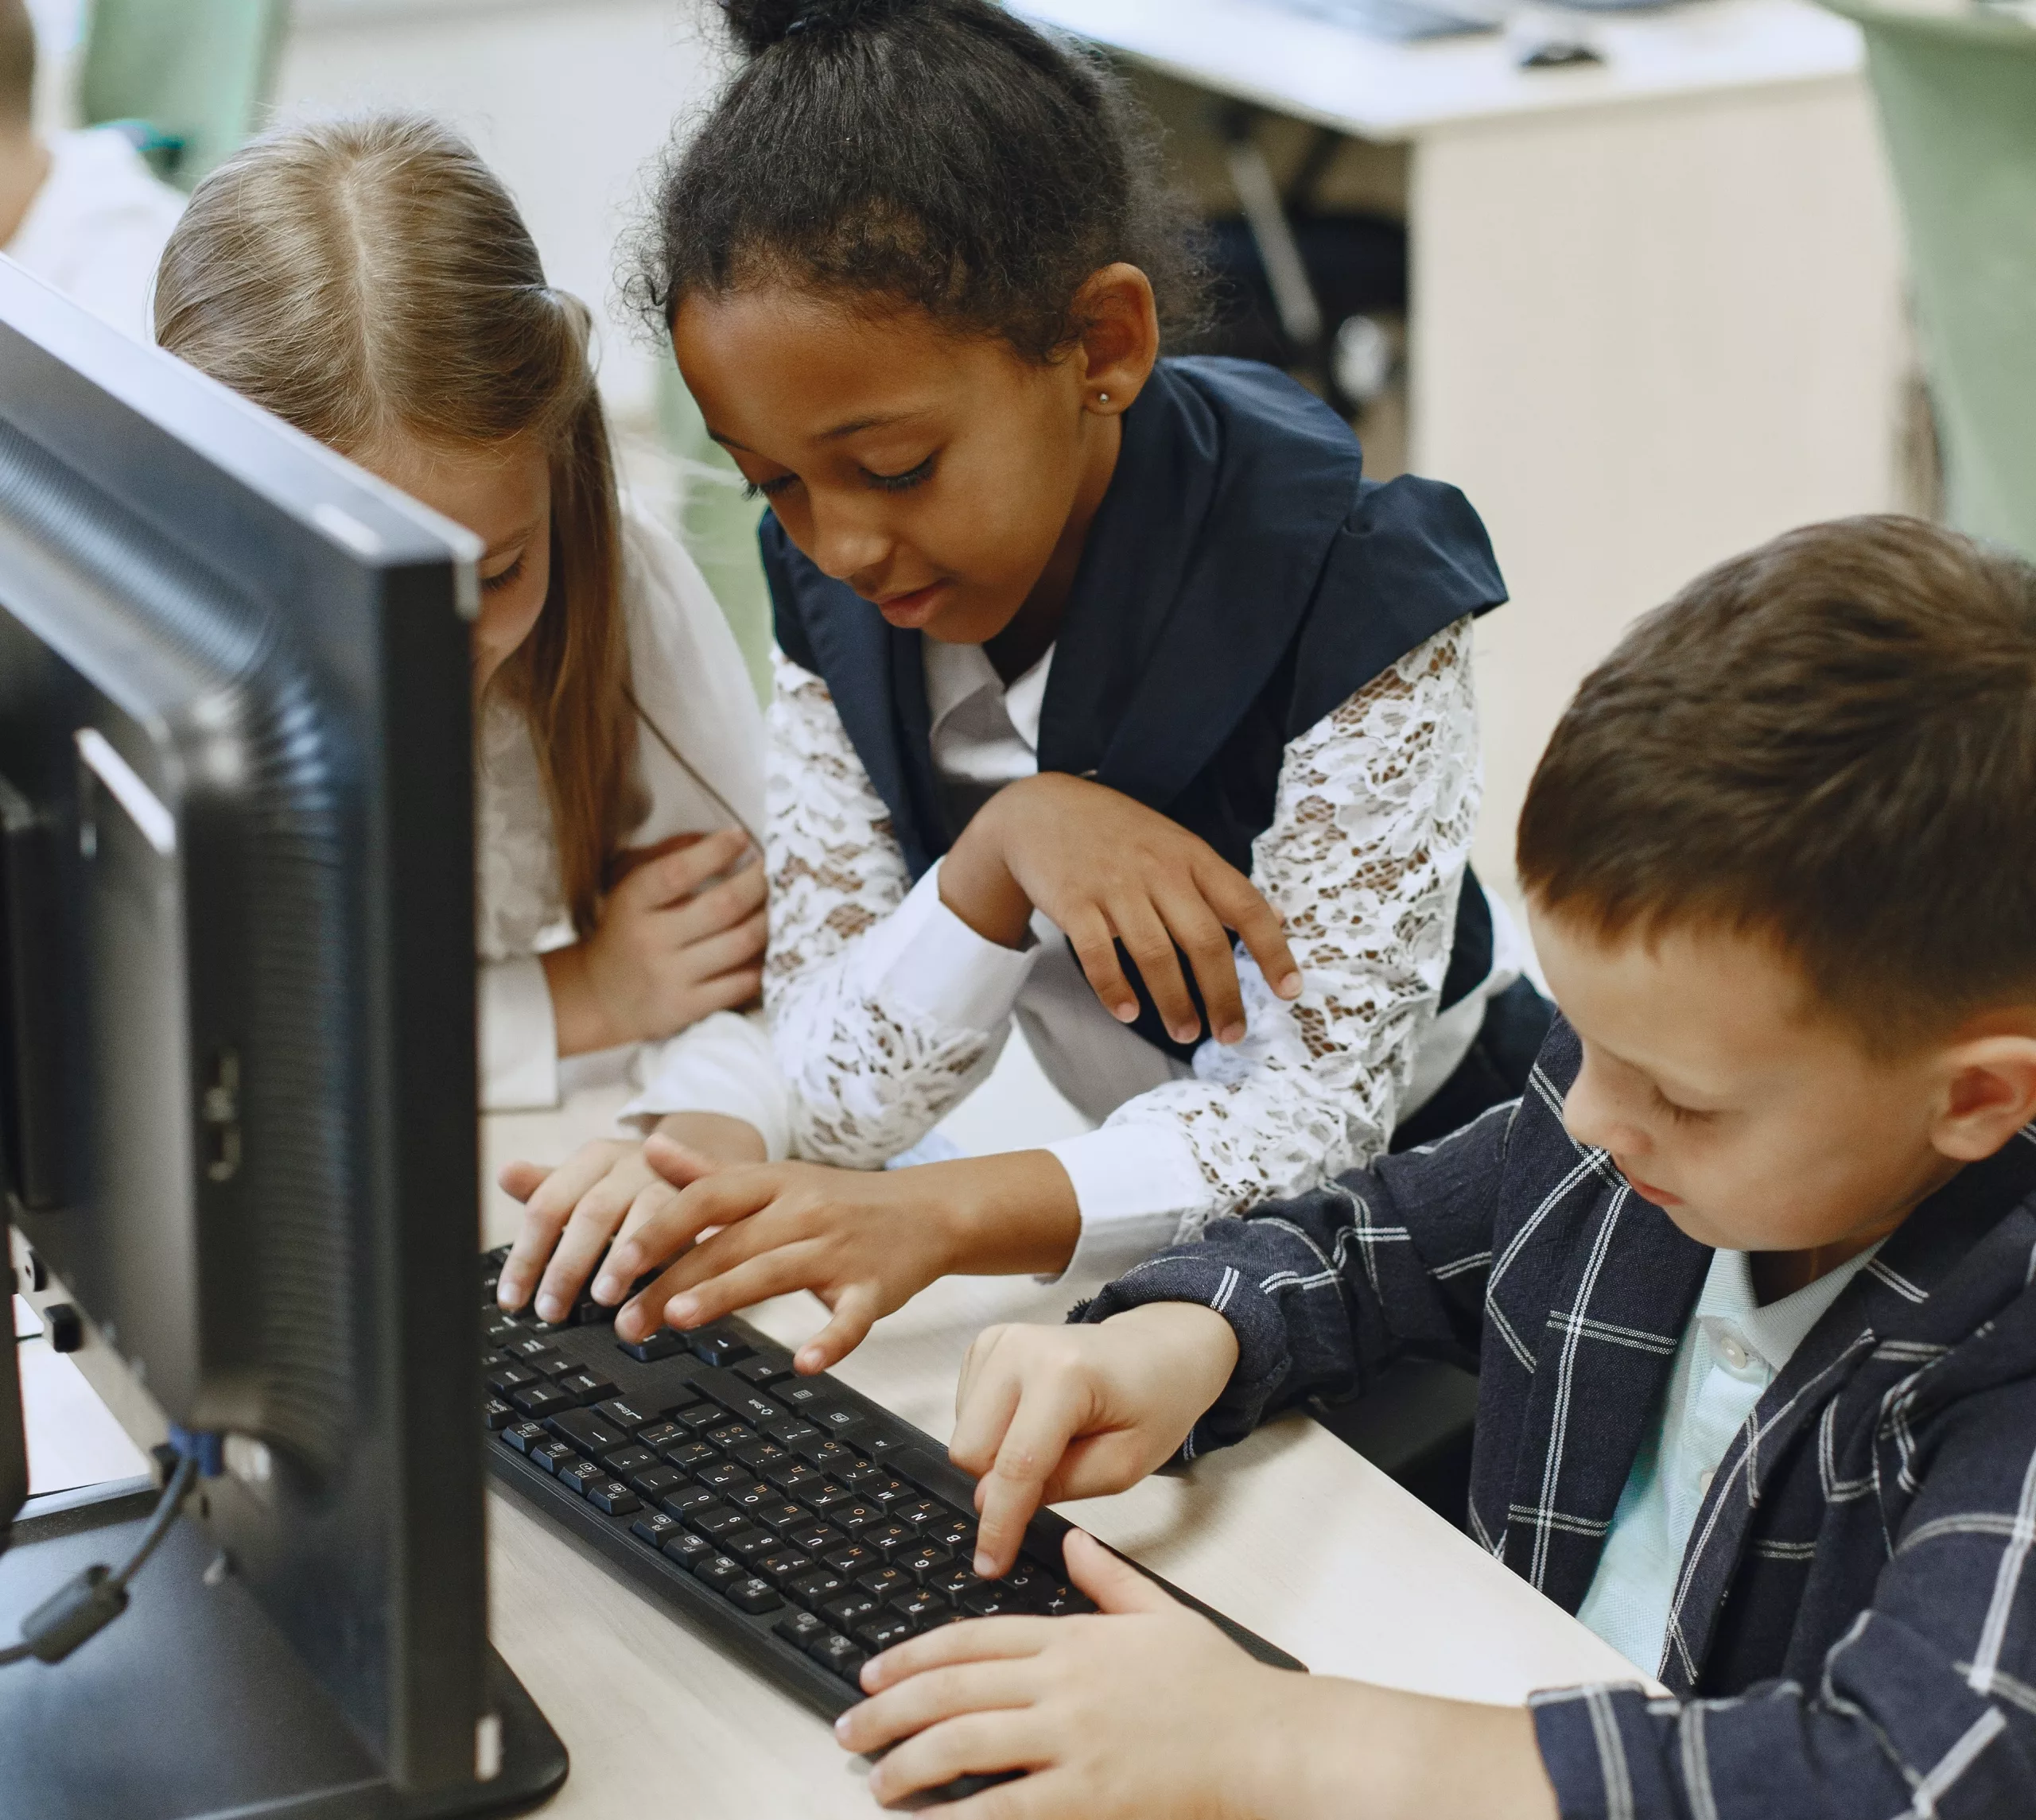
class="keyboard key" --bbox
[728,1482,780,1515]
[750,1500,810,1535]
[862,1522,917,1557]
[791,1435,859,1473]
[691,1368,783,1427]
[659,1485,717,1520]
[787,1523,845,1557]
[662,1441,718,1476]
[808,1633,866,1683]
[757,1549,815,1586]
[928,1566,976,1601]
[833,1501,883,1532]
[959,1584,1008,1617]
[775,1380,830,1413]
[629,1465,686,1500]
[811,1407,876,1443]
[861,1433,908,1463]
[502,1420,548,1456]
[484,1315,525,1346]
[596,1398,661,1433]
[690,1505,750,1540]
[484,1362,537,1395]
[787,1570,853,1611]
[600,1446,659,1478]
[585,1480,640,1516]
[555,1369,618,1406]
[694,1553,744,1591]
[697,1461,755,1494]
[892,1498,943,1529]
[764,1417,823,1448]
[663,1531,716,1571]
[731,1438,790,1472]
[530,1439,579,1475]
[634,1420,688,1452]
[822,1593,881,1631]
[631,1511,682,1549]
[775,1609,830,1649]
[822,1542,880,1577]
[888,1589,951,1628]
[736,1354,793,1386]
[764,1461,823,1497]
[505,1338,571,1374]
[855,1566,912,1602]
[618,1329,687,1364]
[687,1328,753,1368]
[853,1616,915,1654]
[482,1398,517,1432]
[801,1483,855,1515]
[705,1422,756,1451]
[924,1515,976,1552]
[557,1459,601,1495]
[722,1528,778,1567]
[868,1479,916,1508]
[546,1410,630,1457]
[896,1544,951,1581]
[510,1382,574,1420]
[659,1382,708,1415]
[838,1462,887,1492]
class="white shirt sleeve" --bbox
[619,1010,795,1161]
[764,650,1035,1167]
[479,954,561,1113]
[1041,618,1483,1280]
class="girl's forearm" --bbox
[938,793,1033,949]
[912,1149,1083,1278]
[648,1112,767,1165]
[541,942,618,1057]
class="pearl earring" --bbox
[1097,392,1111,405]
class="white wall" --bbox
[274,0,725,423]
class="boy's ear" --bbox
[1072,262,1160,409]
[1932,1025,2036,1162]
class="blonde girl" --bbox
[154,114,790,1180]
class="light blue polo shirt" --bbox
[1576,1242,1884,1676]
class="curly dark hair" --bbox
[631,0,1209,360]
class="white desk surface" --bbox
[479,1098,1650,1814]
[1015,0,1862,139]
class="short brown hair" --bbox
[1518,515,2036,1044]
[1,0,33,130]
[155,114,632,938]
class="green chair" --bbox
[78,0,289,192]
[1822,0,2036,559]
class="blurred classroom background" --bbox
[14,0,2031,940]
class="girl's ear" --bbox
[1072,262,1160,413]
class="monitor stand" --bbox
[0,1484,569,1819]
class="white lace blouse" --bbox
[474,500,789,1156]
[763,615,1522,1278]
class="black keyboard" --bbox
[479,1248,1304,1722]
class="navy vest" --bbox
[764,356,1510,1063]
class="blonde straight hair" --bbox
[155,112,633,937]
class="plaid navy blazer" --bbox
[1079,1019,2036,1819]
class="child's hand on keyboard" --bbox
[494,1112,766,1321]
[948,1307,1240,1577]
[840,1527,1286,1814]
[588,1143,1082,1372]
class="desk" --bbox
[1020,0,1907,914]
[479,1096,1651,1814]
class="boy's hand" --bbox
[841,1529,1287,1815]
[950,1307,1239,1577]
[542,827,766,1055]
[845,1531,1562,1820]
[494,1112,764,1320]
[939,774,1301,1047]
[588,1143,1082,1373]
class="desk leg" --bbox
[1408,77,1906,910]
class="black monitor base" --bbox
[0,1485,568,1818]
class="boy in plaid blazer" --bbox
[834,516,2036,1819]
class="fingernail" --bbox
[1113,1001,1139,1023]
[1278,972,1303,999]
[1171,1024,1199,1045]
[1219,1022,1245,1045]
[833,1713,852,1737]
[796,1349,821,1372]
[536,1294,562,1323]
[666,1296,697,1326]
[974,1550,995,1576]
[591,1273,619,1302]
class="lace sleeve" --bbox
[1088,618,1481,1233]
[764,650,1014,1166]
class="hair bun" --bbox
[721,0,924,56]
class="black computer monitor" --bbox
[0,262,563,1814]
